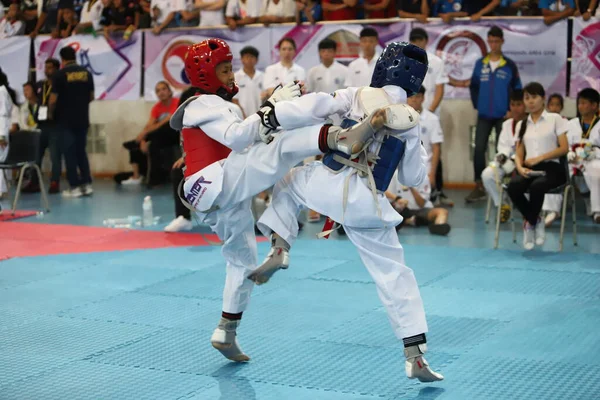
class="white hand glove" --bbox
[259,124,274,144]
[567,151,577,163]
[268,81,302,104]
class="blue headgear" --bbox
[370,42,428,97]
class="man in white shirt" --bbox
[262,38,305,99]
[345,27,379,88]
[259,0,295,24]
[0,4,25,38]
[151,0,176,27]
[306,38,349,94]
[234,46,264,117]
[195,0,226,27]
[225,0,262,29]
[75,0,106,33]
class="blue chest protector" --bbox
[322,118,407,192]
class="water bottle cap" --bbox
[144,196,151,201]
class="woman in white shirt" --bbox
[0,70,17,197]
[507,82,569,250]
[262,38,305,101]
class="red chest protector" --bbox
[181,127,231,179]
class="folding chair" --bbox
[0,130,50,214]
[487,173,514,249]
[503,156,577,251]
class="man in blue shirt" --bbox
[539,0,575,24]
[466,26,521,203]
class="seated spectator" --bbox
[53,5,77,38]
[195,0,226,26]
[102,0,139,35]
[386,172,451,236]
[17,82,39,132]
[0,4,25,38]
[75,0,109,34]
[566,88,600,224]
[397,0,429,22]
[21,0,39,34]
[121,81,179,186]
[539,0,575,25]
[481,89,525,222]
[364,0,396,18]
[262,38,305,100]
[295,0,322,23]
[507,82,569,250]
[225,0,262,29]
[575,0,597,20]
[499,0,541,16]
[345,28,379,88]
[259,0,295,25]
[542,93,566,226]
[321,0,357,20]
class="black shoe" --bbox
[465,187,487,203]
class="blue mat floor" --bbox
[1,180,599,399]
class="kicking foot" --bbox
[248,234,290,285]
[211,318,250,362]
[404,344,444,383]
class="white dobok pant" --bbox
[257,162,429,340]
[187,125,322,314]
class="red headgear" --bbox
[184,39,238,100]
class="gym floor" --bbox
[1,180,599,400]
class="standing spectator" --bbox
[262,38,305,99]
[507,82,569,250]
[75,0,108,34]
[433,0,468,22]
[102,0,139,36]
[153,0,199,34]
[0,70,17,198]
[466,26,521,203]
[259,0,295,25]
[0,4,25,38]
[321,0,357,20]
[468,0,500,21]
[195,0,226,26]
[17,82,39,131]
[397,0,429,22]
[539,0,575,25]
[138,0,152,27]
[21,0,40,34]
[345,27,379,88]
[306,39,349,94]
[234,46,264,117]
[409,28,452,206]
[150,0,174,28]
[576,0,598,20]
[23,58,62,194]
[53,5,77,38]
[29,0,63,37]
[49,46,95,198]
[225,0,262,29]
[295,0,322,23]
[499,0,541,16]
[364,0,396,18]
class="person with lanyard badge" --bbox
[262,38,305,101]
[541,93,566,226]
[506,82,569,250]
[566,88,600,224]
[481,89,526,223]
[17,82,39,132]
[22,58,62,194]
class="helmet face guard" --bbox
[370,42,429,97]
[184,38,238,100]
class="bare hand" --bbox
[140,140,149,153]
[136,132,146,142]
[523,156,542,168]
[227,19,237,30]
[428,171,436,186]
[441,14,452,24]
[0,139,7,149]
[470,13,482,22]
[393,198,409,212]
[518,167,532,178]
[583,11,591,21]
[172,157,184,169]
[415,14,428,23]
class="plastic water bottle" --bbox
[103,215,141,228]
[143,196,154,227]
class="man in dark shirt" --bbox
[49,46,95,197]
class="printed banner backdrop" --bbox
[269,22,409,69]
[34,32,142,100]
[143,27,272,101]
[571,19,600,97]
[414,19,568,99]
[0,36,32,103]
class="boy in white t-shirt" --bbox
[225,0,261,29]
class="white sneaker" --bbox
[121,176,143,185]
[523,221,535,250]
[544,212,559,227]
[211,318,250,362]
[593,213,600,224]
[585,198,593,216]
[62,187,83,198]
[82,184,93,196]
[535,217,546,246]
[164,216,193,232]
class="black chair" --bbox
[0,130,50,214]
[502,156,577,251]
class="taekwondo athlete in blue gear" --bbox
[248,42,445,383]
